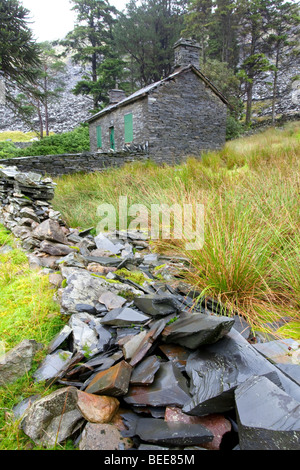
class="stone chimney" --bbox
[109,89,126,105]
[173,38,201,69]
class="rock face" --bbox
[1,168,300,451]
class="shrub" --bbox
[0,141,21,159]
[19,125,90,157]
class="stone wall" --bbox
[89,99,149,153]
[0,151,151,177]
[147,71,228,161]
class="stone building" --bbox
[87,39,229,162]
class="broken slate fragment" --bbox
[183,328,300,416]
[162,312,235,349]
[164,407,232,450]
[40,240,75,257]
[253,338,300,364]
[124,361,191,408]
[69,313,100,357]
[33,349,73,383]
[100,307,150,327]
[158,344,190,372]
[32,218,69,244]
[130,356,161,385]
[94,232,124,255]
[133,294,181,317]
[47,325,73,354]
[99,291,127,311]
[235,375,300,450]
[0,339,43,386]
[85,360,132,396]
[135,418,213,447]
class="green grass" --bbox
[0,225,69,450]
[52,121,300,340]
[0,131,39,142]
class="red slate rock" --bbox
[164,406,231,450]
[85,360,132,396]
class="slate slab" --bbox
[162,312,235,349]
[253,338,300,364]
[135,418,214,447]
[235,375,300,450]
[130,356,161,385]
[183,328,300,416]
[124,361,191,408]
[85,360,132,396]
[100,307,150,327]
[33,349,73,383]
[32,218,69,244]
[134,294,181,317]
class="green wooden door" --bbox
[124,113,133,143]
[110,127,115,150]
[96,125,102,148]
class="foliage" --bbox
[17,125,90,157]
[15,42,67,138]
[0,0,41,111]
[225,115,244,140]
[0,141,21,159]
[114,0,188,88]
[61,0,120,109]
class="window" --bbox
[124,113,133,143]
[96,125,102,148]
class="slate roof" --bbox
[87,65,230,123]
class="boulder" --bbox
[0,339,43,386]
[79,422,133,450]
[77,391,119,423]
[20,387,84,447]
[32,219,69,244]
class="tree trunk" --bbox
[271,47,280,125]
[245,80,253,126]
[37,100,44,139]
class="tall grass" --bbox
[53,122,300,338]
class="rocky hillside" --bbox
[0,55,93,135]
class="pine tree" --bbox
[114,0,188,88]
[0,0,41,107]
[62,0,120,109]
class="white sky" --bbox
[20,0,129,42]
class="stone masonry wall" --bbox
[0,151,151,177]
[89,99,149,153]
[147,71,228,162]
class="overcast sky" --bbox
[21,0,129,42]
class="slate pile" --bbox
[0,169,299,451]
